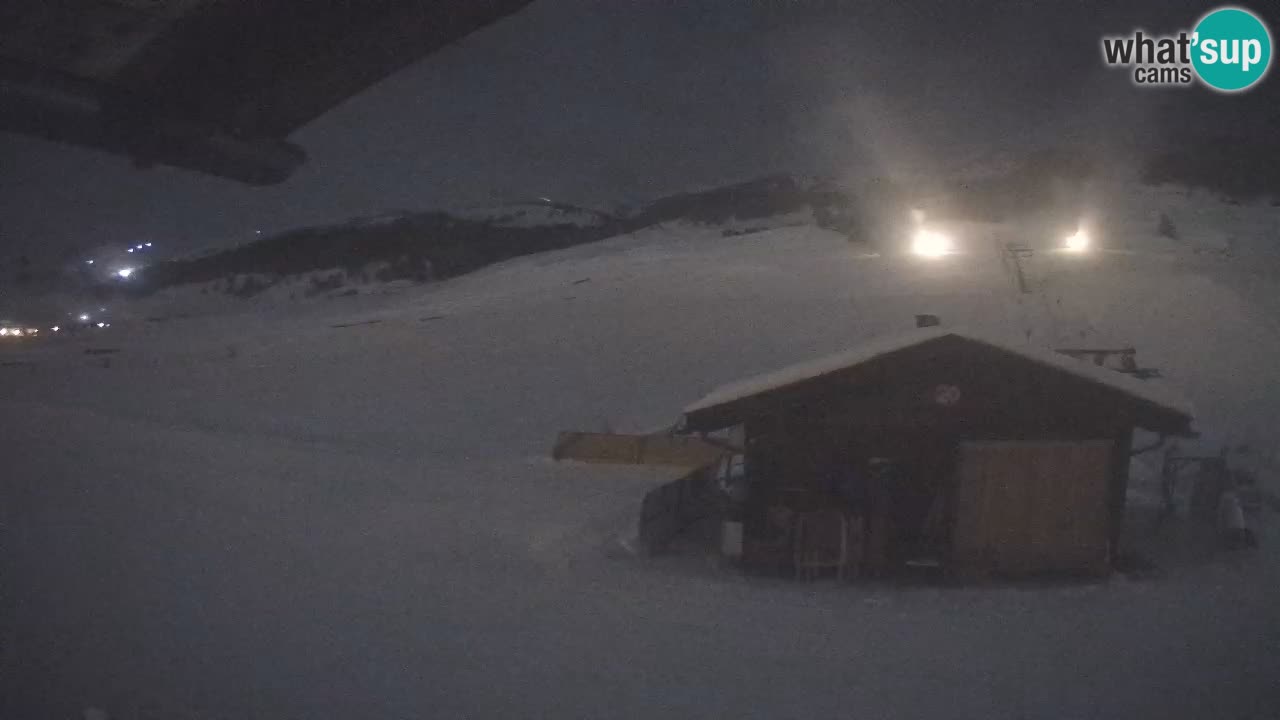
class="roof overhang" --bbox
[0,1,535,185]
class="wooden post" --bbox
[1108,428,1134,566]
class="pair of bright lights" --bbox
[910,229,1090,257]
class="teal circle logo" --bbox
[1192,7,1272,92]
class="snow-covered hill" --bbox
[2,180,1278,719]
[57,178,831,324]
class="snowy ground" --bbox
[3,197,1279,718]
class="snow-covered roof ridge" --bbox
[684,327,1194,419]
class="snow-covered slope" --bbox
[2,183,1279,719]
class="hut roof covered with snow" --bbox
[683,329,1193,437]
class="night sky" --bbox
[0,0,1271,264]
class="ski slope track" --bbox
[3,191,1279,718]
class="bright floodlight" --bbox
[1064,229,1090,252]
[911,228,954,258]
[96,322,106,328]
[127,248,134,253]
[116,267,135,279]
[145,242,152,247]
[79,314,90,322]
[0,329,7,336]
[51,326,60,332]
[86,259,94,264]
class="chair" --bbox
[794,509,852,582]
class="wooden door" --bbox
[952,440,1113,577]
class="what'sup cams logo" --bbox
[1102,6,1272,92]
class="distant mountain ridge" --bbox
[117,177,843,299]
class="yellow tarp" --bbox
[551,431,730,468]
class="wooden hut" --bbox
[681,329,1194,580]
